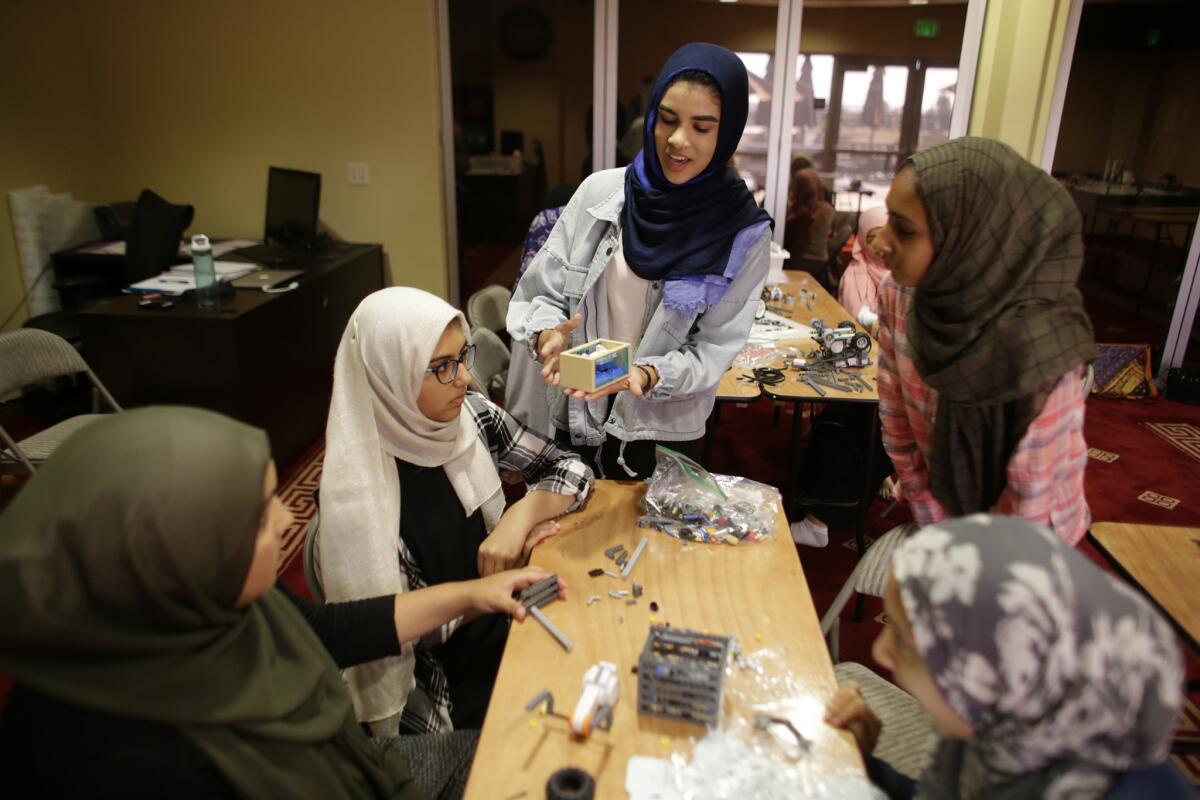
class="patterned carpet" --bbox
[276,438,324,580]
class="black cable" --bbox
[743,367,785,386]
[0,262,54,331]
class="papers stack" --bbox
[128,260,258,295]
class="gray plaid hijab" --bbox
[906,138,1095,516]
[893,516,1183,800]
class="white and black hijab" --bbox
[893,515,1183,800]
[319,288,504,730]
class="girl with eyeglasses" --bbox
[318,288,594,737]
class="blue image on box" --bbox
[594,349,629,387]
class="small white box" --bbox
[558,339,631,392]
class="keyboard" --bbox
[234,243,320,267]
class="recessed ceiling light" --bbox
[910,0,930,5]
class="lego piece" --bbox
[621,536,648,579]
[519,574,560,609]
[588,568,604,578]
[528,605,573,652]
[608,589,629,599]
[586,594,602,606]
[753,713,812,751]
[649,601,659,612]
[603,569,620,579]
[632,581,643,598]
[625,598,637,606]
[570,661,619,736]
[604,544,625,559]
[636,627,732,727]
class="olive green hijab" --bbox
[0,407,415,799]
[906,138,1095,515]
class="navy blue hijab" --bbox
[622,43,772,285]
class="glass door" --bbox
[824,62,911,186]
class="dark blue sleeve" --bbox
[866,755,917,800]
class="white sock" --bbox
[789,515,829,548]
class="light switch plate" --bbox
[347,162,370,186]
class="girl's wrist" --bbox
[637,364,657,390]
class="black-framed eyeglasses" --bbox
[426,344,476,384]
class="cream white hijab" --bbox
[319,287,504,729]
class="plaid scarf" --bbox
[907,138,1094,516]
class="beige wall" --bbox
[968,0,1074,163]
[0,4,107,332]
[1,0,447,333]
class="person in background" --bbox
[319,288,593,736]
[838,204,889,332]
[509,42,773,480]
[0,407,562,800]
[873,137,1094,544]
[783,156,836,287]
[826,515,1188,800]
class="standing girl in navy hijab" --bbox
[509,43,773,479]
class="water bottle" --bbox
[191,234,218,309]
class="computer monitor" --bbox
[264,166,320,246]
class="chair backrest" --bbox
[466,284,512,334]
[469,327,510,397]
[303,512,325,604]
[124,189,195,284]
[0,329,90,397]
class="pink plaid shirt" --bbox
[877,275,1091,545]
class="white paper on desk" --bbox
[169,260,257,280]
[749,312,813,341]
[625,757,682,800]
[127,274,196,295]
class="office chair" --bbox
[0,328,124,475]
[466,284,512,336]
[123,189,194,285]
[469,327,510,399]
[303,511,324,604]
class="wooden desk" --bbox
[759,276,879,405]
[464,481,865,798]
[79,244,384,467]
[1088,522,1200,653]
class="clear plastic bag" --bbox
[637,446,780,544]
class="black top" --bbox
[0,586,401,798]
[396,458,508,729]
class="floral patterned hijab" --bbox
[892,515,1183,800]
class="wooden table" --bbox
[463,481,866,799]
[1088,522,1200,654]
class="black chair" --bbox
[123,189,194,285]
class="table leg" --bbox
[851,406,881,623]
[785,400,805,519]
[1135,221,1165,318]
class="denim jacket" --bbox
[507,168,771,447]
